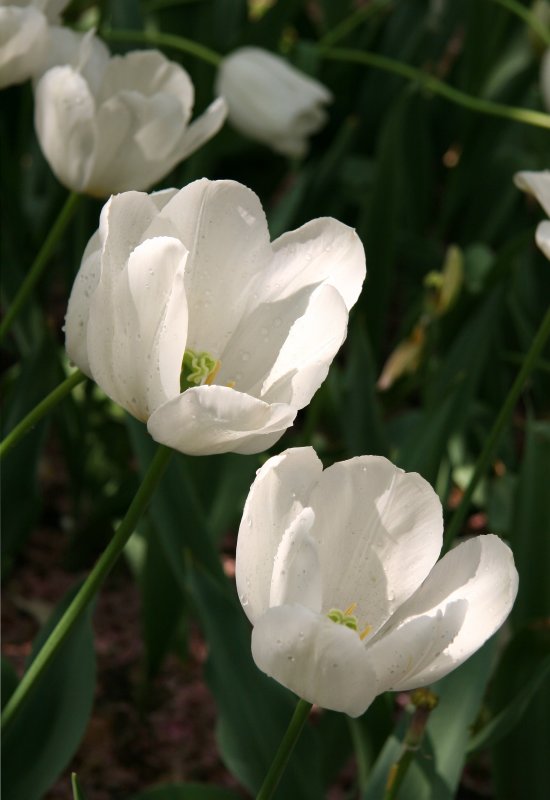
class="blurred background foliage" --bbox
[1,0,549,798]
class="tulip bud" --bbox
[216,46,332,157]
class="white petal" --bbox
[236,447,323,624]
[260,284,349,408]
[35,26,110,91]
[536,220,550,260]
[65,230,102,375]
[514,170,550,217]
[251,604,379,717]
[308,457,443,635]
[376,534,518,689]
[366,600,468,692]
[34,66,97,192]
[269,508,322,612]
[158,180,273,357]
[147,385,296,456]
[268,217,366,311]
[173,96,228,161]
[0,7,48,89]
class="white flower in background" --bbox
[65,179,365,456]
[0,0,69,89]
[216,47,332,157]
[514,170,550,260]
[236,448,518,717]
[34,30,227,196]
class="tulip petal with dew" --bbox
[34,31,227,196]
[216,46,332,157]
[65,180,366,456]
[0,0,69,89]
[236,448,518,717]
[514,169,550,260]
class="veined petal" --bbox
[268,217,366,310]
[251,604,379,717]
[260,284,348,408]
[269,508,322,612]
[308,457,443,635]
[147,385,296,456]
[34,66,97,192]
[377,535,518,689]
[157,180,273,357]
[236,447,323,624]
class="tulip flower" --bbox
[0,0,69,89]
[514,169,550,260]
[65,179,366,456]
[236,448,518,717]
[216,47,332,157]
[34,31,227,196]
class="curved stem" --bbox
[490,0,550,47]
[317,45,550,131]
[0,369,87,460]
[1,443,173,731]
[444,305,550,550]
[0,192,80,344]
[256,699,312,800]
[102,28,222,66]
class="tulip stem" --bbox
[317,46,550,131]
[490,0,550,46]
[0,191,80,345]
[256,699,312,800]
[443,305,550,551]
[102,28,222,66]
[0,369,87,460]
[1,443,173,732]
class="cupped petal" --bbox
[251,604,379,717]
[269,507,322,612]
[87,236,188,419]
[34,65,97,192]
[308,457,443,636]
[157,180,273,356]
[514,170,550,217]
[147,384,297,456]
[375,534,518,689]
[259,284,349,408]
[366,600,468,693]
[0,7,48,88]
[267,217,366,310]
[236,447,323,624]
[35,26,110,91]
[65,230,102,375]
[173,96,227,162]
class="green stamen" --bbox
[181,348,220,391]
[327,608,359,631]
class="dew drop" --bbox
[241,351,250,362]
[239,593,249,607]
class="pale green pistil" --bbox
[180,348,220,391]
[328,603,372,640]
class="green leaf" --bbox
[131,784,242,800]
[1,658,19,711]
[186,563,322,798]
[1,585,96,800]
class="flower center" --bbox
[327,603,372,640]
[180,348,220,391]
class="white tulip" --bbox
[65,179,366,456]
[216,47,332,157]
[514,170,550,260]
[236,448,518,717]
[34,31,227,196]
[0,0,69,89]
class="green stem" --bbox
[319,0,393,46]
[0,192,80,344]
[0,369,87,460]
[1,443,173,731]
[444,305,550,550]
[317,45,550,131]
[490,0,550,47]
[256,699,312,800]
[383,747,415,800]
[102,28,222,66]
